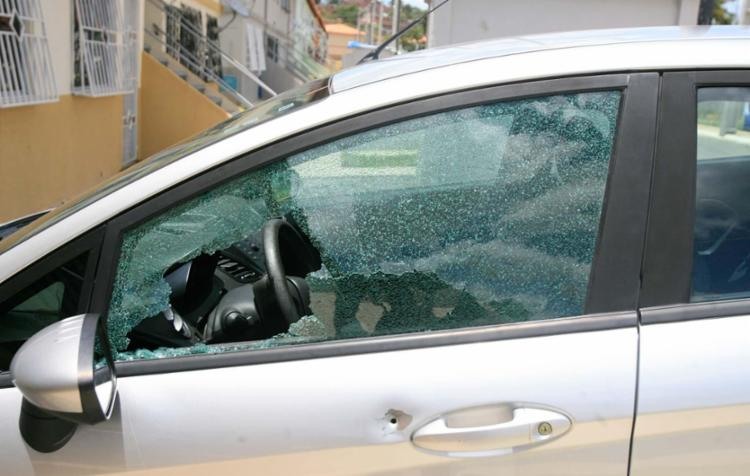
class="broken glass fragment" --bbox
[114,315,328,362]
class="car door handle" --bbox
[411,404,572,457]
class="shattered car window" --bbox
[107,90,621,360]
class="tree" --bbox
[397,4,427,51]
[320,3,359,25]
[699,0,735,25]
[320,1,428,51]
[334,4,359,25]
[713,0,735,24]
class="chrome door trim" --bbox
[112,311,636,378]
[641,299,750,325]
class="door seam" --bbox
[626,310,641,476]
[629,70,663,476]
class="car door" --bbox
[632,71,750,476]
[2,73,657,475]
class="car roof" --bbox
[4,25,750,281]
[332,26,750,92]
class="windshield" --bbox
[0,78,331,254]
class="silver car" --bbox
[1,26,749,475]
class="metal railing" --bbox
[152,0,327,85]
[0,0,57,107]
[145,0,275,108]
[274,31,329,83]
[244,14,329,82]
[145,27,254,109]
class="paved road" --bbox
[698,126,750,160]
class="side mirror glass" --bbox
[10,314,118,452]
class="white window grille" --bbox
[73,0,137,96]
[0,0,57,108]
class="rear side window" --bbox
[693,87,750,301]
[0,252,89,371]
[107,90,622,361]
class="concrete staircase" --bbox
[142,0,276,117]
[144,43,241,115]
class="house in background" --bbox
[215,0,329,100]
[0,0,328,224]
[427,0,701,47]
[325,21,362,70]
[144,0,329,102]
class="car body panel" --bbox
[631,314,750,476]
[2,324,637,475]
[631,69,750,475]
[331,26,750,92]
[3,26,748,475]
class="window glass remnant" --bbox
[108,90,621,358]
[288,91,620,335]
[107,172,279,350]
[113,315,327,362]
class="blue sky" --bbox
[725,0,739,14]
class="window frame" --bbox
[0,227,104,387]
[90,73,658,377]
[640,70,750,323]
[265,33,279,63]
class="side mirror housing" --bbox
[10,313,118,452]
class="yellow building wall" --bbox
[328,32,358,62]
[190,0,222,15]
[0,52,230,224]
[138,53,230,159]
[0,95,123,223]
[325,27,362,71]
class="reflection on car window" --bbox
[108,90,621,361]
[693,87,750,301]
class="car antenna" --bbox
[358,0,451,65]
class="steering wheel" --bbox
[260,218,321,326]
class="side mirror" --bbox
[10,313,118,452]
